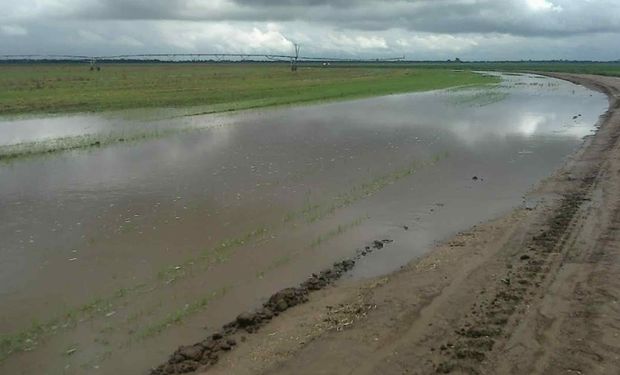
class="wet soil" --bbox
[151,240,391,374]
[195,74,620,375]
[0,74,609,374]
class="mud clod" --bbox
[176,345,203,362]
[151,238,393,374]
[236,312,256,328]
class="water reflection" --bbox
[0,73,609,374]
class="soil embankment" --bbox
[161,74,620,375]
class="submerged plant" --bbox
[310,215,369,249]
[0,126,203,162]
[136,287,229,340]
[0,152,449,364]
[448,88,509,107]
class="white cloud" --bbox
[327,33,388,51]
[74,28,144,49]
[401,34,480,53]
[0,0,618,60]
[157,22,293,52]
[1,25,28,36]
[525,0,562,12]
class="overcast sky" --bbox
[1,0,619,60]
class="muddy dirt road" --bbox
[186,74,620,374]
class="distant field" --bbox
[0,64,497,115]
[418,62,620,77]
[331,62,620,77]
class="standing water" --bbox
[0,73,608,374]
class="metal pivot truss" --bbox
[1,48,406,71]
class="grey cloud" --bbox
[62,0,620,38]
[72,0,192,20]
[1,0,619,60]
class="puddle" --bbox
[0,73,608,374]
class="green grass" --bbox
[287,153,448,225]
[461,62,620,77]
[0,153,449,361]
[0,63,498,115]
[136,287,229,340]
[448,88,509,107]
[0,284,145,362]
[2,62,617,116]
[157,226,270,284]
[335,61,620,77]
[0,127,186,162]
[310,216,369,249]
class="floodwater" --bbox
[0,73,608,374]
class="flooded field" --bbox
[0,73,608,374]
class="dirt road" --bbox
[177,74,620,375]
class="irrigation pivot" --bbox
[0,50,405,71]
[291,43,301,72]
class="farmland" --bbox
[0,63,498,115]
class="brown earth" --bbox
[184,73,620,375]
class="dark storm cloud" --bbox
[231,0,358,5]
[1,0,619,60]
[63,0,620,38]
[72,0,192,20]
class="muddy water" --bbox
[0,74,608,374]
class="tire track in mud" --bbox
[435,77,620,374]
[433,74,620,374]
[435,176,597,374]
[133,73,620,375]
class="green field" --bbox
[0,64,498,115]
[409,62,620,77]
[319,61,620,77]
[2,61,617,116]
